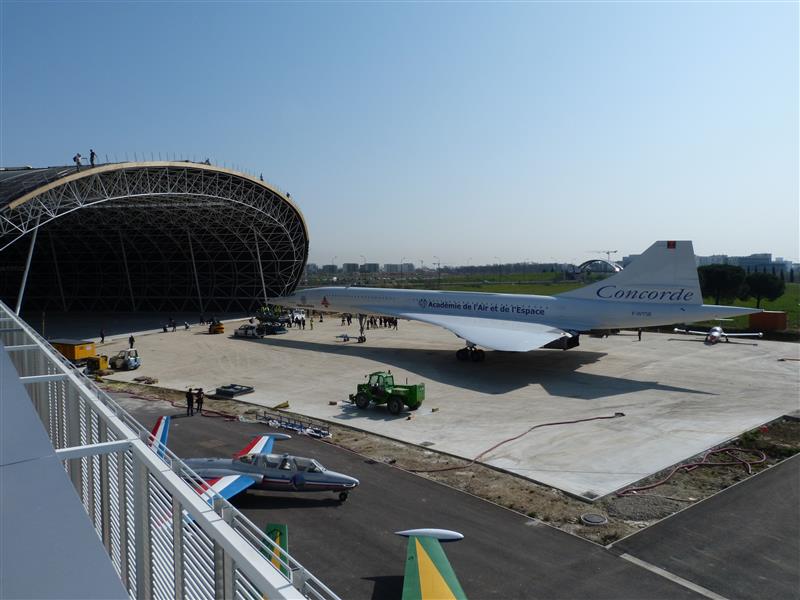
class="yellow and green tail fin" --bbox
[396,529,467,600]
[264,523,290,578]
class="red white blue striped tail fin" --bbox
[149,416,170,459]
[233,433,291,457]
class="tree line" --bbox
[698,265,787,307]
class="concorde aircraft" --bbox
[673,325,763,345]
[274,241,761,361]
[148,417,359,501]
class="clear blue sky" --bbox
[2,1,797,266]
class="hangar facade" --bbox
[0,162,308,313]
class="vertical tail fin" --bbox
[396,529,467,600]
[558,241,702,305]
[264,523,291,578]
[149,416,170,458]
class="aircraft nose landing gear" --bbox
[456,346,485,362]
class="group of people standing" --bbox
[73,149,97,171]
[362,315,398,330]
[185,388,205,416]
[286,314,307,329]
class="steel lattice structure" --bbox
[0,162,308,313]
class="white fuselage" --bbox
[280,287,755,332]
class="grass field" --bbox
[705,282,799,330]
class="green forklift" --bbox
[350,371,425,415]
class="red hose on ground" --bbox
[408,413,626,473]
[616,447,767,496]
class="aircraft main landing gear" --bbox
[357,314,367,343]
[456,346,485,362]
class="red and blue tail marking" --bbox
[197,475,257,504]
[149,416,170,459]
[233,433,291,458]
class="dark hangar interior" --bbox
[0,163,308,313]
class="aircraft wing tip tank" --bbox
[395,528,464,542]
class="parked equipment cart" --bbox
[109,349,141,370]
[349,371,424,415]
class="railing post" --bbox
[171,462,185,600]
[66,390,84,492]
[133,460,153,599]
[85,407,96,523]
[213,497,236,599]
[117,450,131,591]
[99,420,112,552]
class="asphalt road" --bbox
[614,454,800,600]
[124,398,698,600]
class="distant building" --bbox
[305,263,319,275]
[362,263,380,273]
[342,263,359,274]
[621,254,639,267]
[696,254,728,267]
[321,264,337,275]
[677,252,788,274]
[383,263,401,273]
[728,253,772,270]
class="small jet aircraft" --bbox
[396,529,467,600]
[673,325,763,345]
[272,241,761,361]
[148,417,359,502]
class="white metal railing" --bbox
[0,300,339,600]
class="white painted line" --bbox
[619,553,728,600]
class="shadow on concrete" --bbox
[230,491,345,510]
[25,311,249,339]
[247,336,714,398]
[363,576,403,600]
[334,404,413,423]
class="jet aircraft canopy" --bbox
[236,453,326,473]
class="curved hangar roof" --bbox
[0,162,308,312]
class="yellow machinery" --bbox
[50,339,97,364]
[209,322,225,334]
[86,355,110,373]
